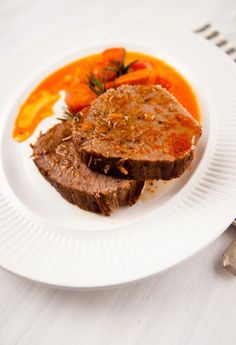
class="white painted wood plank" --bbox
[0,228,235,345]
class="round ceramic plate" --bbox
[0,20,236,289]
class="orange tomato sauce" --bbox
[13,51,200,142]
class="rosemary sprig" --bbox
[87,73,106,96]
[105,55,138,77]
[123,59,138,73]
[86,53,138,96]
[57,107,80,122]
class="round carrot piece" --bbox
[65,84,97,113]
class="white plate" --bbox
[0,20,236,289]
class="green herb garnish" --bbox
[86,52,137,96]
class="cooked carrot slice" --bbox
[65,84,97,113]
[91,62,117,82]
[128,60,153,72]
[91,62,105,79]
[102,48,126,63]
[113,69,156,87]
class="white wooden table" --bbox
[1,1,236,344]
